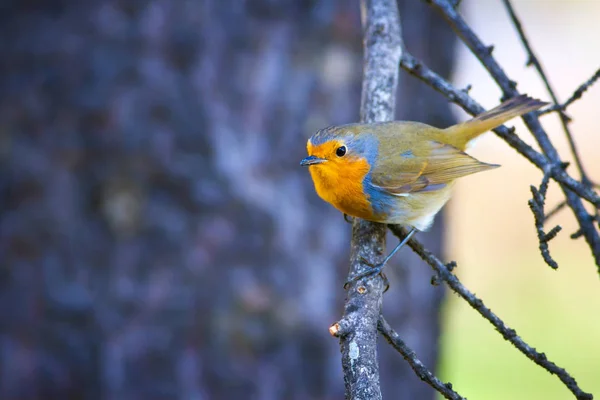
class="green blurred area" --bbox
[438,253,600,399]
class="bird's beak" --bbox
[300,155,327,167]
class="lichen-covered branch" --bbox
[334,0,402,398]
[388,226,593,400]
[378,317,465,400]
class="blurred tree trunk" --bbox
[0,1,454,399]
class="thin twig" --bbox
[539,67,600,117]
[423,0,600,272]
[559,67,600,110]
[378,317,466,400]
[501,0,593,187]
[388,226,594,400]
[528,167,564,269]
[399,52,600,208]
[334,0,403,398]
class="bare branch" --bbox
[501,0,593,187]
[388,226,594,400]
[378,317,466,400]
[528,167,564,269]
[334,0,402,398]
[414,0,600,271]
[399,53,600,208]
[540,67,600,117]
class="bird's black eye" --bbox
[336,146,347,157]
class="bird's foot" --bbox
[344,257,389,292]
[343,214,354,224]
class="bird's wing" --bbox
[370,140,498,196]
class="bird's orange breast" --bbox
[308,157,378,220]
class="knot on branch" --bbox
[374,22,386,34]
[330,318,354,338]
[446,261,458,271]
[526,55,535,67]
[431,261,457,286]
[503,328,517,340]
[552,161,571,173]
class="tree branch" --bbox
[399,52,600,208]
[388,226,594,400]
[378,317,466,400]
[539,67,600,117]
[501,0,593,187]
[425,0,600,272]
[333,1,402,398]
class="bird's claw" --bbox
[343,260,390,292]
[358,256,373,267]
[342,229,416,293]
[344,214,354,224]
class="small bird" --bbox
[300,94,547,284]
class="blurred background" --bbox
[0,0,598,399]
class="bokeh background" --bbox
[0,1,598,399]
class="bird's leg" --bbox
[343,214,354,224]
[344,228,417,291]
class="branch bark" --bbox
[333,0,402,399]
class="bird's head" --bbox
[300,125,377,191]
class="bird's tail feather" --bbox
[444,94,548,149]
